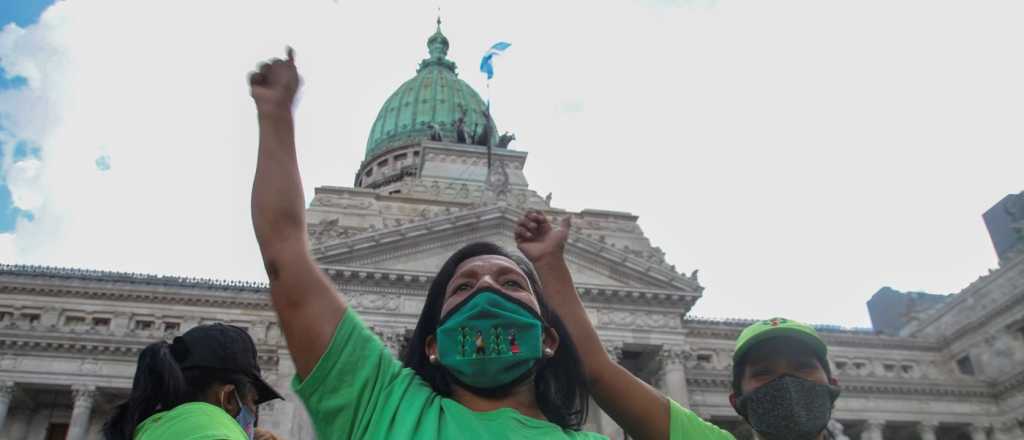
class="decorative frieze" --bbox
[594,308,683,330]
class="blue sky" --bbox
[0,0,56,232]
[0,0,1021,326]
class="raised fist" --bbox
[514,210,571,264]
[249,47,301,112]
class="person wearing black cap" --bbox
[103,323,284,440]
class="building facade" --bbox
[1,24,1023,440]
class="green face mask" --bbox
[436,291,544,389]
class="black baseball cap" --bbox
[171,323,283,404]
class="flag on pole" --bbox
[480,42,511,80]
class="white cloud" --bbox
[6,158,43,210]
[0,233,15,263]
[1,0,1022,326]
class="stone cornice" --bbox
[943,283,1024,345]
[0,262,695,310]
[994,368,1024,398]
[684,317,942,351]
[0,264,267,291]
[0,279,271,310]
[0,329,281,366]
[687,375,993,398]
[904,253,1024,337]
[321,264,697,308]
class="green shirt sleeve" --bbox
[292,308,422,440]
[669,399,736,440]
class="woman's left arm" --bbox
[515,210,670,440]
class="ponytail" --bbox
[104,341,258,440]
[103,341,190,440]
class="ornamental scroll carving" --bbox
[0,381,13,400]
[370,328,408,356]
[660,346,692,368]
[308,218,354,247]
[347,293,401,312]
[72,385,97,406]
[311,195,375,211]
[575,218,639,235]
[596,309,682,330]
[604,343,623,362]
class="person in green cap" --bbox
[727,318,841,440]
[514,210,841,440]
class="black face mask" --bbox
[736,375,841,440]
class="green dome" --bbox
[365,20,497,159]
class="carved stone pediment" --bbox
[312,205,700,294]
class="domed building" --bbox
[358,19,500,190]
[0,21,1022,440]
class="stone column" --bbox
[600,343,624,438]
[7,405,31,440]
[67,385,96,440]
[27,408,50,440]
[916,421,937,440]
[863,419,885,440]
[0,381,13,432]
[967,424,988,440]
[660,346,691,407]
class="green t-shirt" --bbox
[135,402,247,440]
[293,309,608,440]
[668,399,736,440]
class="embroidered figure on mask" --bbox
[509,329,520,354]
[458,327,469,358]
[489,328,507,356]
[475,330,486,357]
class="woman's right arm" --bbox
[249,48,346,380]
[516,211,669,439]
[516,211,734,440]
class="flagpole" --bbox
[486,78,493,176]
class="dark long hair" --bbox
[103,341,254,440]
[401,241,590,430]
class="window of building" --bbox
[389,190,402,195]
[696,353,713,364]
[64,316,87,327]
[956,355,975,376]
[901,364,915,375]
[134,320,155,331]
[413,151,420,158]
[834,361,848,371]
[22,313,40,324]
[853,361,868,372]
[394,153,408,162]
[163,321,181,333]
[364,168,373,178]
[377,159,388,168]
[92,317,111,328]
[883,363,896,374]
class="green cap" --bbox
[733,317,828,365]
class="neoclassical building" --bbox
[1,23,1022,440]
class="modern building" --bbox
[1,22,1022,440]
